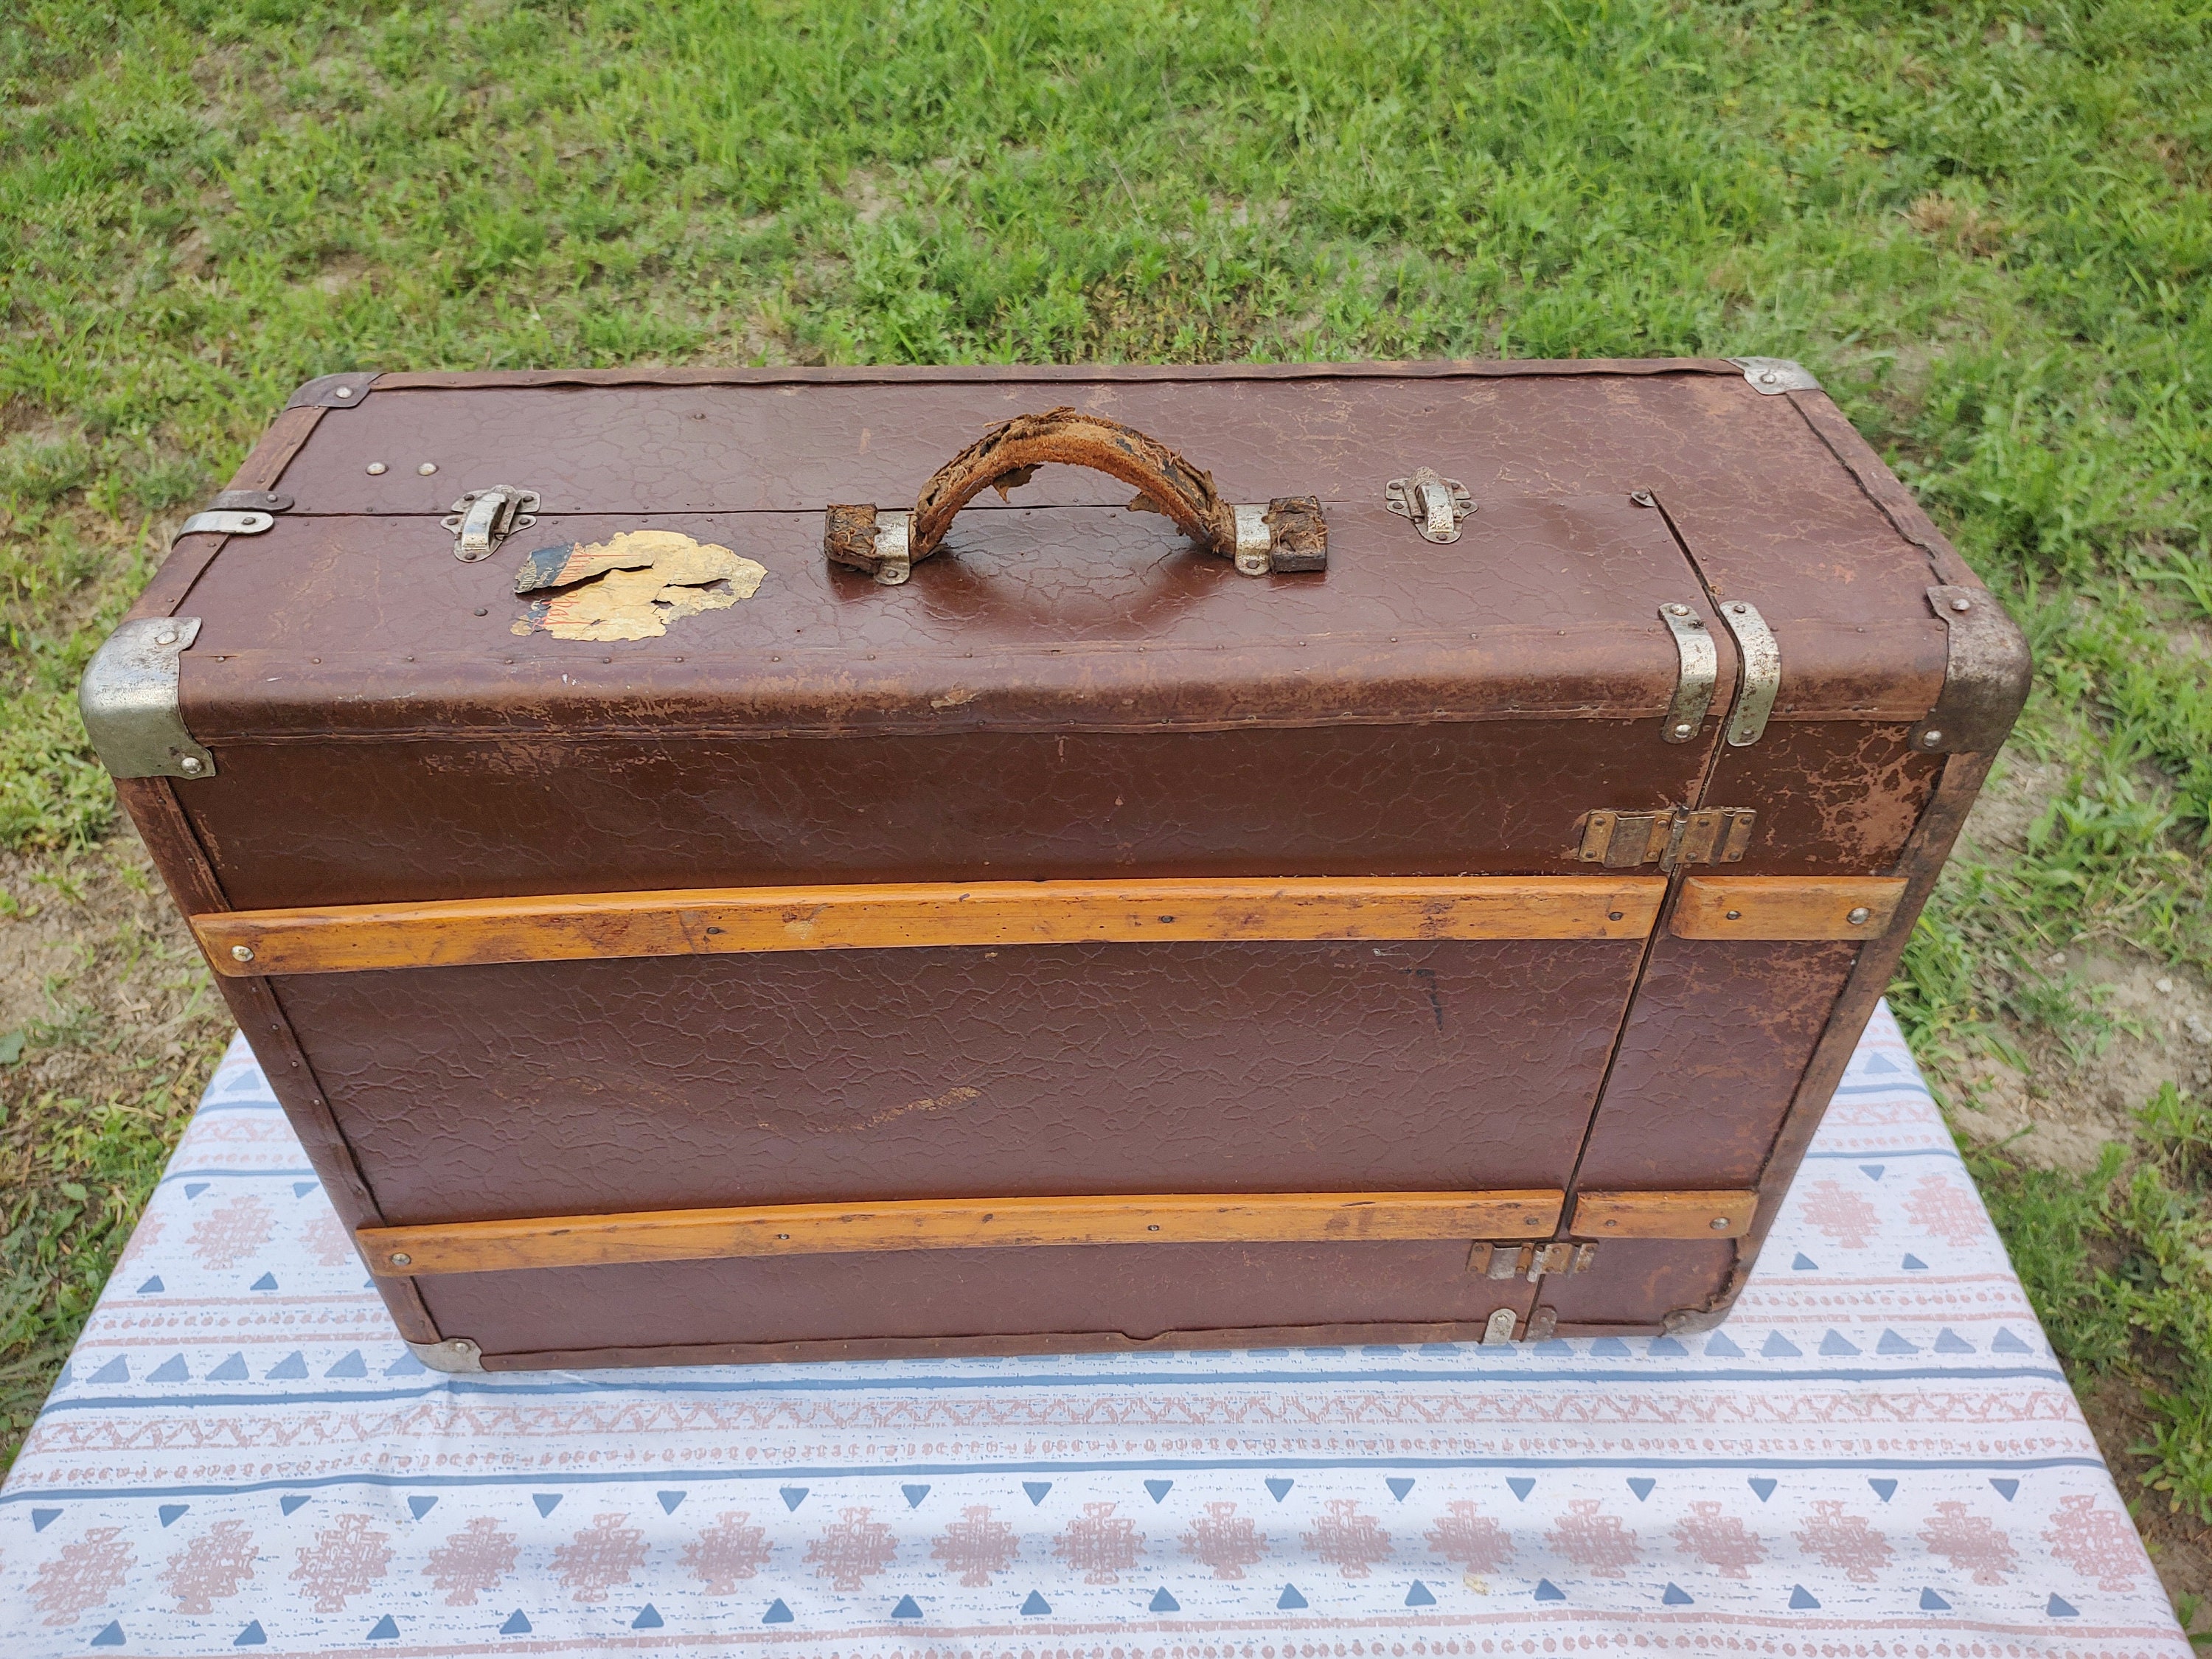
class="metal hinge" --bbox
[445,485,541,563]
[1470,1240,1599,1282]
[78,617,217,780]
[1385,467,1475,543]
[1576,807,1756,869]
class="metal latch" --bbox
[445,485,540,563]
[1384,467,1474,543]
[866,510,914,585]
[1471,1241,1598,1281]
[174,510,274,543]
[1577,807,1756,869]
[78,616,217,781]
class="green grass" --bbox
[1,0,2209,1557]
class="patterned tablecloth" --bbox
[0,1004,2188,1658]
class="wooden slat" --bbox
[197,875,1666,978]
[360,1189,1570,1278]
[1568,1189,1757,1240]
[1669,876,1907,941]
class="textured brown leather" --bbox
[113,359,2025,1363]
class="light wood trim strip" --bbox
[198,876,1666,977]
[361,1189,1570,1278]
[1669,876,1907,942]
[1570,1189,1758,1240]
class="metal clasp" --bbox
[173,509,274,543]
[870,510,914,585]
[1384,467,1474,543]
[444,486,541,563]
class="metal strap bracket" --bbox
[1714,600,1781,746]
[1658,603,1717,742]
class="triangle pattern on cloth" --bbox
[89,1356,128,1384]
[1863,1051,1901,1073]
[1662,1583,1693,1605]
[384,1352,427,1376]
[1990,1478,2020,1501]
[658,1492,686,1514]
[1022,1591,1051,1615]
[1150,1588,1180,1612]
[1265,1477,1295,1501]
[1023,1481,1053,1506]
[779,1486,808,1511]
[235,1621,268,1644]
[1405,1580,1436,1607]
[633,1605,664,1629]
[137,1276,164,1294]
[1703,1332,1744,1357]
[1920,1590,1950,1611]
[1748,1478,1778,1503]
[1789,1585,1820,1610]
[1145,1479,1174,1503]
[500,1612,532,1635]
[1590,1337,1631,1356]
[1820,1331,1860,1356]
[2048,1595,2079,1617]
[762,1599,793,1624]
[1791,1254,1818,1271]
[408,1496,438,1520]
[1877,1329,1919,1355]
[1647,1337,1688,1357]
[265,1352,308,1380]
[1761,1332,1801,1358]
[366,1615,400,1640]
[891,1595,922,1619]
[1506,1478,1535,1501]
[1992,1328,2032,1353]
[293,1181,320,1197]
[91,1625,125,1648]
[1902,1253,1929,1270]
[279,1495,312,1516]
[185,1182,209,1198]
[326,1351,368,1379]
[1534,1579,1565,1601]
[1869,1479,1898,1503]
[532,1495,563,1517]
[902,1484,930,1509]
[1934,1328,1974,1354]
[1387,1478,1416,1500]
[1279,1584,1307,1610]
[159,1503,189,1527]
[1627,1478,1655,1500]
[31,1507,60,1531]
[251,1273,279,1290]
[1860,1165,1885,1181]
[208,1352,251,1382]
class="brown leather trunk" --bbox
[88,358,2027,1371]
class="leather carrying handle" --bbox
[824,407,1326,584]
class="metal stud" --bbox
[366,462,387,476]
[1921,729,1944,748]
[153,629,178,647]
[1950,597,1972,613]
[333,386,355,399]
[1846,906,1872,925]
[178,755,204,775]
[231,945,254,962]
[1725,909,1742,920]
[417,462,438,476]
[1709,1217,1730,1231]
[389,1252,411,1266]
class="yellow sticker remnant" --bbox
[511,531,766,641]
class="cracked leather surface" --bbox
[277,939,1642,1225]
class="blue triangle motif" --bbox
[1627,1478,1655,1500]
[408,1496,437,1519]
[1360,1343,1402,1356]
[1590,1336,1631,1356]
[1877,1329,1919,1355]
[1920,1589,1950,1610]
[1534,1579,1565,1601]
[1703,1332,1744,1357]
[1761,1332,1801,1358]
[1902,1253,1928,1270]
[266,1352,308,1380]
[279,1495,311,1515]
[384,1352,427,1376]
[150,1355,189,1382]
[1860,1164,1885,1180]
[633,1604,663,1629]
[1748,1478,1778,1503]
[1144,1479,1174,1503]
[779,1486,807,1511]
[1265,1477,1294,1501]
[891,1595,922,1619]
[1278,1584,1307,1610]
[1989,1478,2019,1501]
[1023,1481,1052,1506]
[1506,1478,1534,1501]
[137,1276,164,1294]
[658,1491,686,1514]
[2048,1595,2078,1617]
[1150,1587,1179,1612]
[159,1503,189,1527]
[235,1620,268,1644]
[1791,1253,1818,1271]
[1387,1477,1415,1501]
[1933,1329,1973,1354]
[251,1273,278,1290]
[1647,1336,1688,1357]
[1992,1328,2031,1353]
[1789,1585,1820,1608]
[209,1352,251,1382]
[185,1182,210,1198]
[1405,1580,1436,1607]
[90,1356,129,1384]
[293,1181,319,1197]
[1662,1583,1693,1605]
[31,1507,61,1531]
[326,1351,367,1378]
[1864,1052,1901,1074]
[91,1624,125,1647]
[1820,1331,1860,1356]
[366,1613,400,1638]
[499,1612,532,1635]
[902,1484,929,1509]
[532,1494,562,1516]
[762,1599,793,1624]
[1869,1478,1897,1502]
[1021,1590,1051,1615]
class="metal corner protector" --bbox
[1726,357,1820,395]
[406,1337,485,1374]
[78,617,217,781]
[1910,585,2033,754]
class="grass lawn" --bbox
[3,0,2210,1621]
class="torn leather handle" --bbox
[822,406,1328,585]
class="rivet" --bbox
[1602,1218,1618,1229]
[178,755,204,774]
[1666,603,1690,616]
[366,462,387,476]
[153,629,178,646]
[389,1252,411,1265]
[473,608,487,616]
[1921,729,1943,748]
[1725,909,1742,920]
[1731,602,1748,613]
[776,1233,791,1241]
[231,945,255,962]
[334,385,354,398]
[1950,597,1972,613]
[1607,911,1624,921]
[1709,1217,1730,1231]
[1673,723,1694,737]
[1759,369,1778,384]
[1846,905,1871,925]
[418,461,437,475]
[1147,1224,1161,1232]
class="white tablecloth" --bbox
[1,1003,2188,1657]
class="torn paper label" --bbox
[510,532,766,641]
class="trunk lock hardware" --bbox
[446,485,541,562]
[1385,467,1474,543]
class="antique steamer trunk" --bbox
[83,358,2028,1371]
